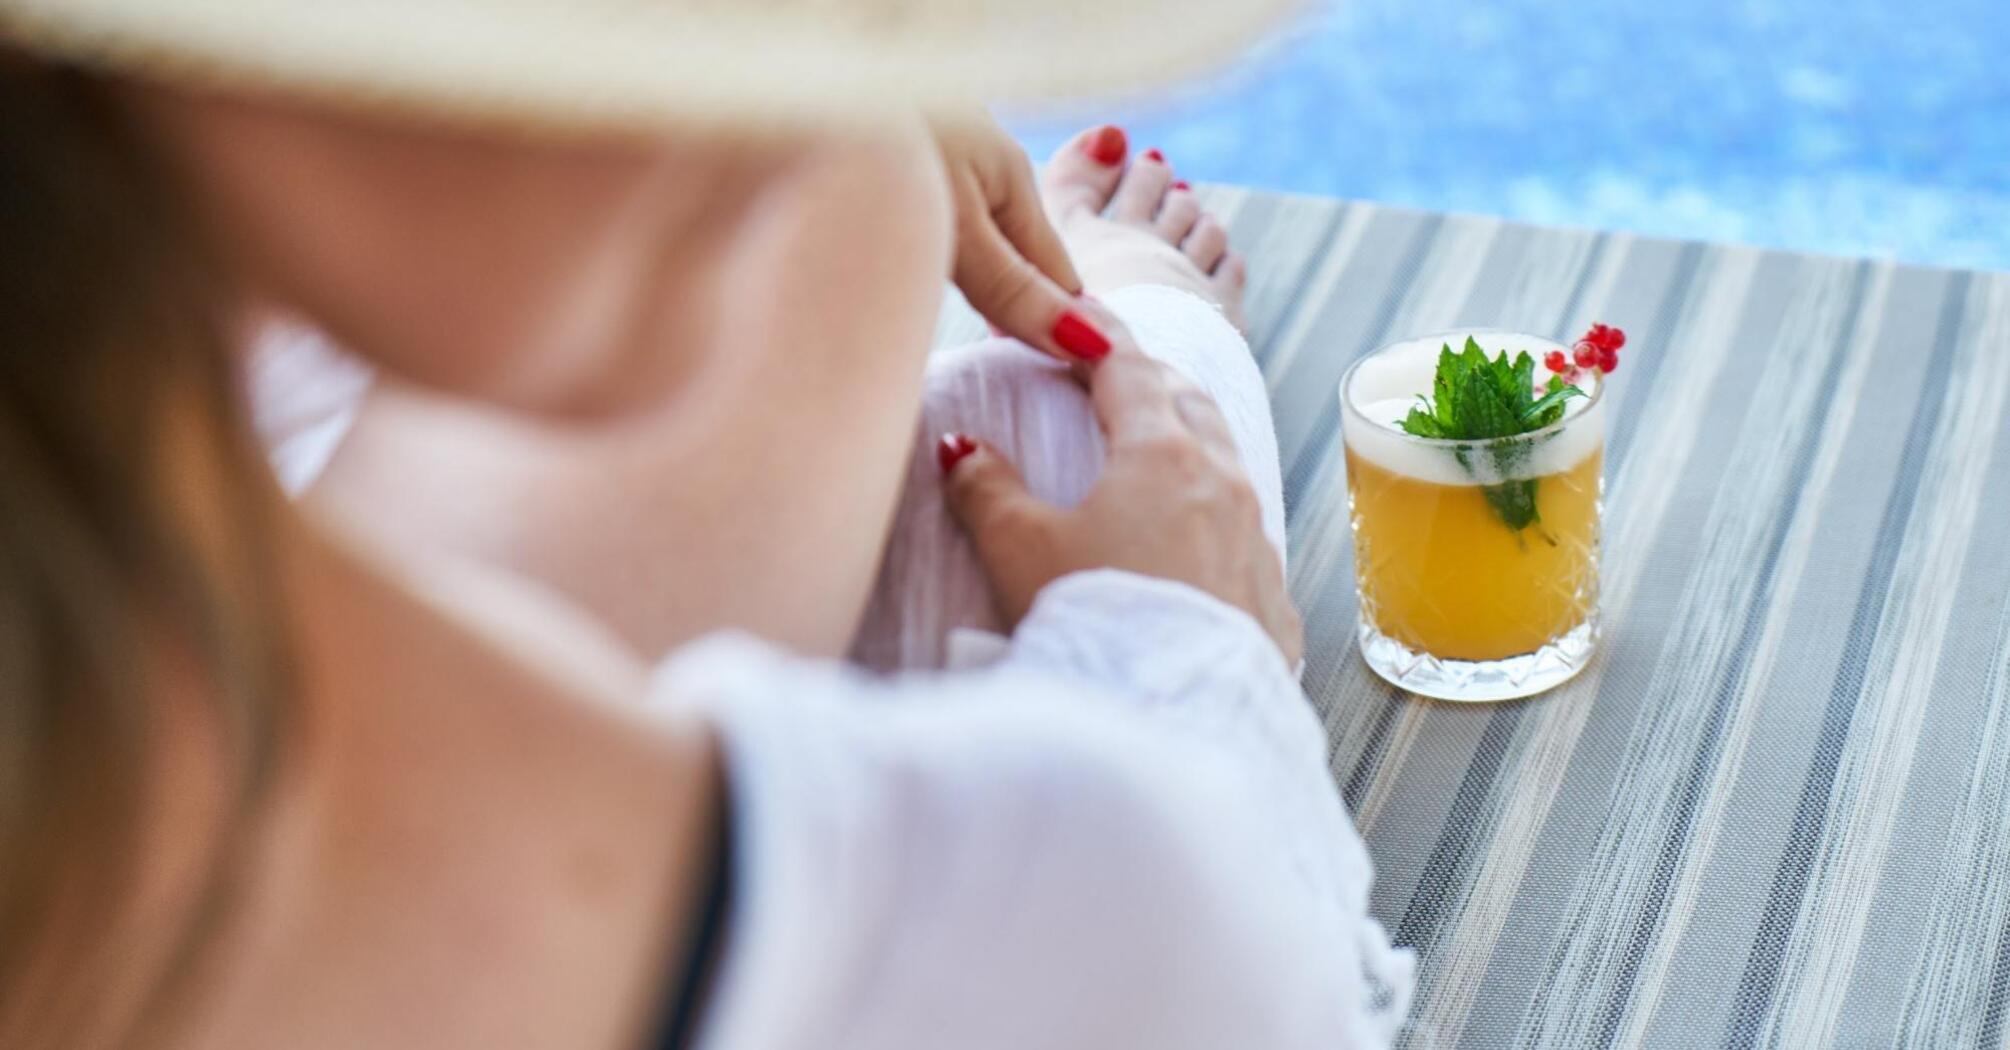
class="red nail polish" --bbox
[1171,179,1191,191]
[936,432,978,474]
[1082,125,1128,166]
[1143,148,1165,163]
[1051,309,1112,361]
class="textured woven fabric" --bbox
[939,190,2010,1049]
[854,284,1284,672]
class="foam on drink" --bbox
[1340,330,1604,486]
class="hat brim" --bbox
[0,0,1307,135]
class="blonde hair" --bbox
[0,62,290,1048]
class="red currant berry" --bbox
[1544,349,1568,373]
[1597,347,1620,373]
[1583,323,1626,352]
[1561,365,1584,385]
[1573,341,1599,369]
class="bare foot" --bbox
[1039,125,1246,331]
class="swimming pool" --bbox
[1009,0,2010,272]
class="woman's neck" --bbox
[175,511,721,1050]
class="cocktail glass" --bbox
[1339,329,1603,702]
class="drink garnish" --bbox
[1566,323,1624,378]
[1397,327,1623,532]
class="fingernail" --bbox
[1051,309,1112,361]
[1143,147,1166,163]
[1082,125,1128,166]
[936,432,979,475]
[1170,178,1191,191]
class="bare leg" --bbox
[851,130,1281,670]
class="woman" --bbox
[279,113,1291,670]
[0,2,1410,1049]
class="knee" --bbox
[920,340,1106,510]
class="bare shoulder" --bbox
[221,520,725,1050]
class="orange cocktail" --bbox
[1339,330,1606,701]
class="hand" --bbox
[932,110,1115,364]
[938,344,1303,665]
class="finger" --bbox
[1266,546,1305,666]
[1268,572,1305,667]
[941,434,1046,535]
[953,173,1111,365]
[940,435,1058,588]
[992,153,1083,295]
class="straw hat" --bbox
[0,0,1304,134]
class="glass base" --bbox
[1356,616,1597,702]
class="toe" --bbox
[1109,148,1174,223]
[1183,214,1229,273]
[1214,251,1249,331]
[1215,250,1248,293]
[1040,124,1129,220]
[1154,186,1201,244]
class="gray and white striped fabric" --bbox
[941,189,2010,1048]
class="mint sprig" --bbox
[1397,337,1584,531]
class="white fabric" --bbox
[852,284,1289,671]
[669,287,1406,1049]
[662,571,1411,1050]
[247,321,374,497]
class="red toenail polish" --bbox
[1143,148,1165,163]
[1052,309,1112,361]
[936,432,979,474]
[1082,125,1128,166]
[1171,179,1191,190]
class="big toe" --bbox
[1040,124,1128,220]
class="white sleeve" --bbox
[656,570,1414,1050]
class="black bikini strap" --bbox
[650,788,733,1050]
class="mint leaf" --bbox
[1453,368,1517,439]
[1512,351,1538,405]
[1521,376,1585,428]
[1483,478,1541,531]
[1395,339,1587,531]
[1432,345,1462,431]
[1400,406,1448,439]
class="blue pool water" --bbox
[1009,0,2010,272]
